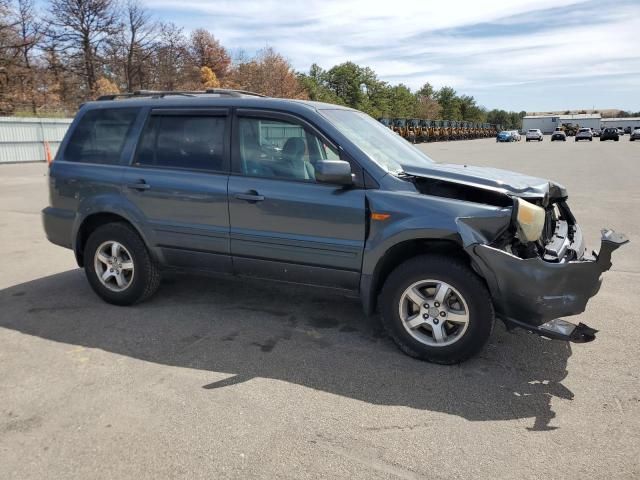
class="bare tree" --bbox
[13,0,42,113]
[48,0,118,94]
[151,22,189,90]
[106,0,157,91]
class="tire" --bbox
[615,138,619,142]
[84,222,161,306]
[539,138,543,142]
[380,254,495,364]
[526,139,529,142]
[589,138,592,141]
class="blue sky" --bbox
[145,0,640,112]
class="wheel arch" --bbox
[74,211,152,267]
[361,238,473,316]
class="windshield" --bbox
[320,109,434,173]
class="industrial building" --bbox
[601,117,640,131]
[522,113,602,133]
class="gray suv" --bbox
[42,89,627,364]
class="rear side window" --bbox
[134,114,226,172]
[65,108,139,164]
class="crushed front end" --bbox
[394,166,628,343]
[468,195,628,342]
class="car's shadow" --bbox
[1,269,574,431]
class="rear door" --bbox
[122,108,232,272]
[227,109,366,290]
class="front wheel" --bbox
[380,255,495,364]
[84,222,161,306]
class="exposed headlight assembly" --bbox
[514,198,545,242]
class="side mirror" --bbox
[315,160,353,185]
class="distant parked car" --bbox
[496,131,514,142]
[525,129,543,142]
[617,128,624,136]
[575,128,593,142]
[510,130,522,141]
[624,126,632,134]
[592,129,601,138]
[551,130,567,141]
[600,128,619,141]
[630,128,640,141]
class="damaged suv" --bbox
[42,90,627,364]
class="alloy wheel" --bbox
[398,279,470,347]
[94,241,135,292]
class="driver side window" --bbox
[237,116,338,181]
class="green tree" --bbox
[458,94,486,122]
[388,84,415,117]
[297,64,344,105]
[435,86,461,120]
[416,82,435,98]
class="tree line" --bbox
[1,0,532,128]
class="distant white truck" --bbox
[525,129,543,142]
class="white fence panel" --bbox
[0,117,73,164]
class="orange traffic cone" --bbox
[44,141,52,165]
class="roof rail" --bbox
[97,89,267,101]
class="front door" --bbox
[228,111,366,290]
[122,108,231,272]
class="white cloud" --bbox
[143,0,640,109]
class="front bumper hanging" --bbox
[471,228,629,342]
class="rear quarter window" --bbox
[64,108,139,165]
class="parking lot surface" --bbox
[1,138,638,479]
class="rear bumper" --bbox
[42,207,74,249]
[470,229,628,329]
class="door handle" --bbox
[235,191,265,203]
[126,180,151,191]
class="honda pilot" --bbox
[42,89,627,364]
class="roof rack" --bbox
[97,89,267,101]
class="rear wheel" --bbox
[380,255,494,364]
[84,222,161,306]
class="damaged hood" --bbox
[400,163,567,199]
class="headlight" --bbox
[514,198,545,242]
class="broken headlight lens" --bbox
[514,198,545,242]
